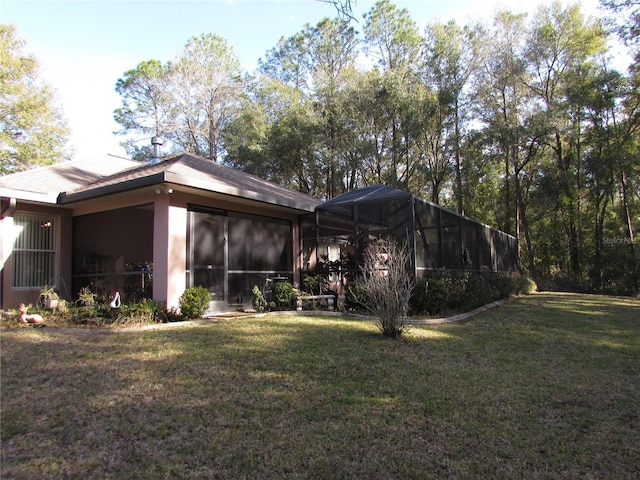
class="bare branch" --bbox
[350,238,414,338]
[318,0,358,23]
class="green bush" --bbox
[302,273,324,295]
[410,278,447,315]
[67,306,96,323]
[426,279,447,314]
[411,270,534,315]
[179,286,210,319]
[272,281,295,308]
[252,285,268,312]
[410,278,428,314]
[117,299,166,323]
[93,302,112,318]
[345,279,367,312]
[77,286,96,307]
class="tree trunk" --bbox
[619,168,637,276]
[593,195,609,290]
[504,147,512,235]
[554,130,580,275]
[515,169,535,276]
[454,98,464,215]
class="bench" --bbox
[296,295,335,311]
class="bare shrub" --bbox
[351,238,415,338]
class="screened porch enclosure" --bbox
[72,205,154,302]
[311,185,519,290]
[187,207,293,311]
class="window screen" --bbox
[228,213,292,272]
[12,213,56,288]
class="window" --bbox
[11,213,56,288]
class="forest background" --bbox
[2,0,639,294]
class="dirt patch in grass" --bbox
[1,293,639,479]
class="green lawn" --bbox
[1,292,639,479]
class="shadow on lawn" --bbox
[2,293,639,478]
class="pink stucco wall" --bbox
[1,201,72,309]
[152,195,187,310]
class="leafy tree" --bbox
[114,34,243,161]
[222,84,269,177]
[473,11,540,274]
[169,34,243,161]
[422,20,482,215]
[258,32,311,93]
[307,18,359,198]
[600,0,640,54]
[340,68,387,187]
[363,0,424,191]
[601,0,639,290]
[579,67,632,290]
[524,2,608,275]
[0,24,70,174]
[114,59,169,160]
[363,0,421,71]
[226,75,322,195]
[413,75,451,205]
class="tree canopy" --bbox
[0,24,70,175]
[111,0,638,293]
[114,34,242,161]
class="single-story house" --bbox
[1,153,320,312]
[1,153,518,313]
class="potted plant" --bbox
[39,285,60,309]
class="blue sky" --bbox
[3,0,603,161]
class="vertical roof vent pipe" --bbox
[150,136,163,165]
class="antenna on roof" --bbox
[150,136,163,165]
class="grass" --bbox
[1,292,639,479]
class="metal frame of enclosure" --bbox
[303,184,518,288]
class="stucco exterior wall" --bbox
[0,200,72,309]
[152,194,188,310]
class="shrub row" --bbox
[410,270,536,316]
[2,286,209,329]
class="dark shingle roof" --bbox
[59,153,321,212]
[0,156,141,203]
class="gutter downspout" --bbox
[1,197,17,218]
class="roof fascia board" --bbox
[0,187,59,204]
[162,171,318,213]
